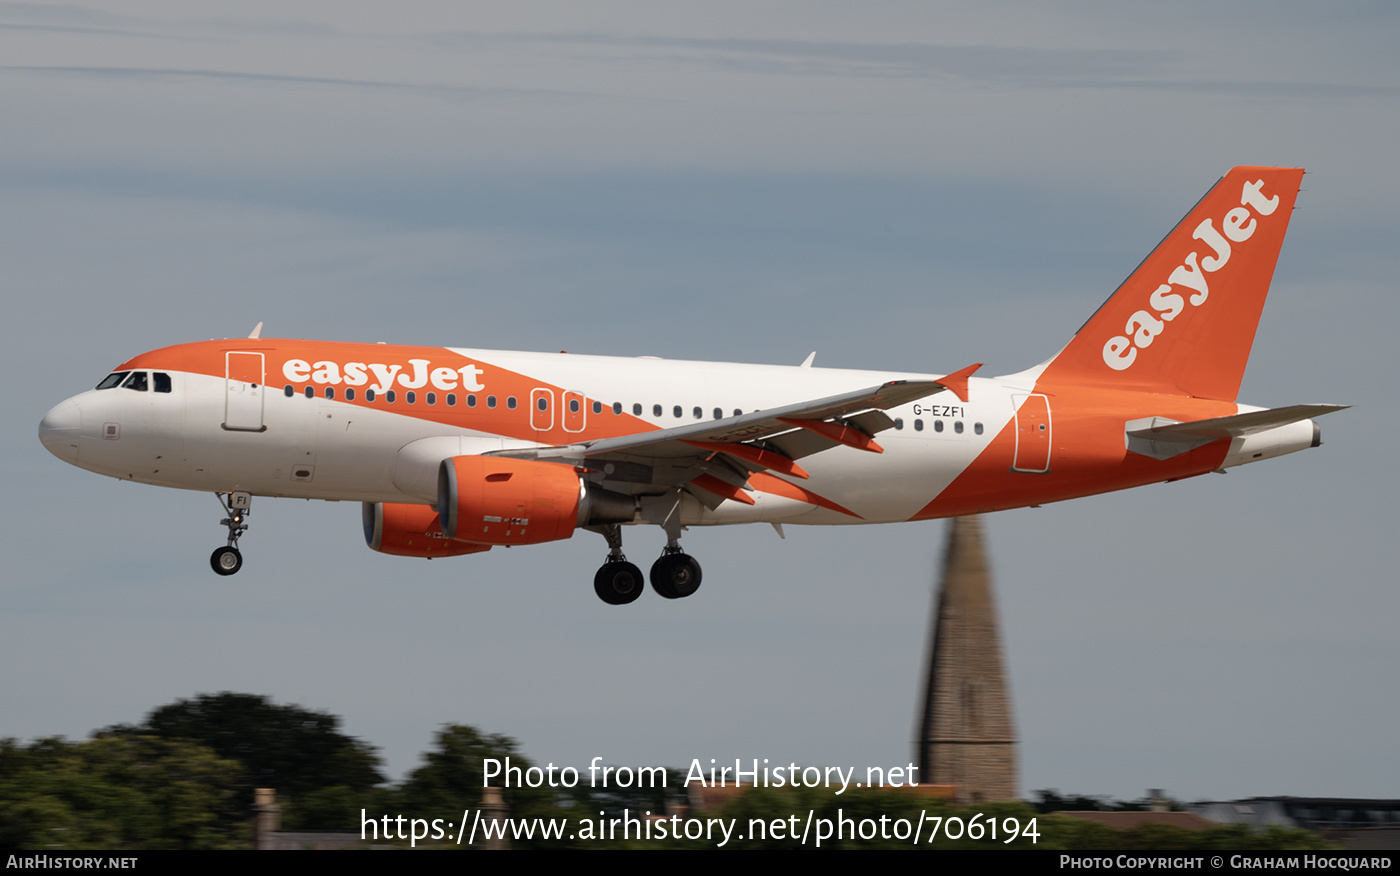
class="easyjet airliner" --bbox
[39,167,1344,604]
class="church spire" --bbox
[917,515,1018,802]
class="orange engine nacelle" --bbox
[362,501,492,558]
[437,456,585,547]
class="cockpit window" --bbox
[96,371,129,390]
[154,372,172,393]
[122,371,148,392]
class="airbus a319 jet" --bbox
[39,166,1344,604]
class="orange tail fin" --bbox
[1040,166,1304,401]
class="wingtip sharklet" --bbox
[933,363,982,402]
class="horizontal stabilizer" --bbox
[1126,404,1347,459]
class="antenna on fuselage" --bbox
[248,322,263,339]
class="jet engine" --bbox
[437,455,635,546]
[362,501,491,558]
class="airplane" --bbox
[39,166,1345,605]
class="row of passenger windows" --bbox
[283,384,745,417]
[96,371,172,393]
[287,385,485,406]
[283,383,983,435]
[894,418,984,435]
[286,384,475,406]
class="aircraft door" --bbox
[530,388,554,434]
[224,352,266,432]
[1012,393,1051,473]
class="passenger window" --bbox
[569,399,580,414]
[653,404,662,417]
[974,422,984,435]
[673,405,682,418]
[713,408,722,420]
[325,387,335,399]
[122,372,148,392]
[954,421,964,434]
[734,409,742,417]
[593,401,602,414]
[537,397,548,411]
[915,419,924,431]
[346,388,356,401]
[427,392,436,405]
[465,394,474,407]
[934,420,944,433]
[894,418,904,430]
[366,389,376,402]
[693,406,702,419]
[405,391,415,404]
[487,396,497,409]
[632,403,641,415]
[96,372,130,390]
[154,372,172,393]
[614,402,623,415]
[304,386,314,398]
[284,385,294,397]
[446,393,455,406]
[507,396,516,410]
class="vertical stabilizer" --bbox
[1040,167,1304,401]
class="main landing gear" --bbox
[591,524,702,605]
[650,546,702,599]
[210,491,251,576]
[592,523,644,605]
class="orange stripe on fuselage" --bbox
[118,338,658,444]
[911,388,1236,520]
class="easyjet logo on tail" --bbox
[1102,179,1280,371]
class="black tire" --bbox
[210,546,242,576]
[594,561,644,605]
[650,553,702,599]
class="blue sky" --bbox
[4,2,1397,805]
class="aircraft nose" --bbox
[39,398,82,463]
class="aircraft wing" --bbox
[490,371,977,507]
[589,378,947,456]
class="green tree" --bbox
[394,724,569,848]
[99,692,384,830]
[0,735,244,850]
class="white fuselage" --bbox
[42,348,1039,527]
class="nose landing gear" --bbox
[210,491,251,576]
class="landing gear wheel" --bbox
[210,546,243,576]
[594,561,645,605]
[211,492,251,577]
[650,552,702,599]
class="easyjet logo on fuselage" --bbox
[282,358,486,394]
[1102,178,1280,372]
